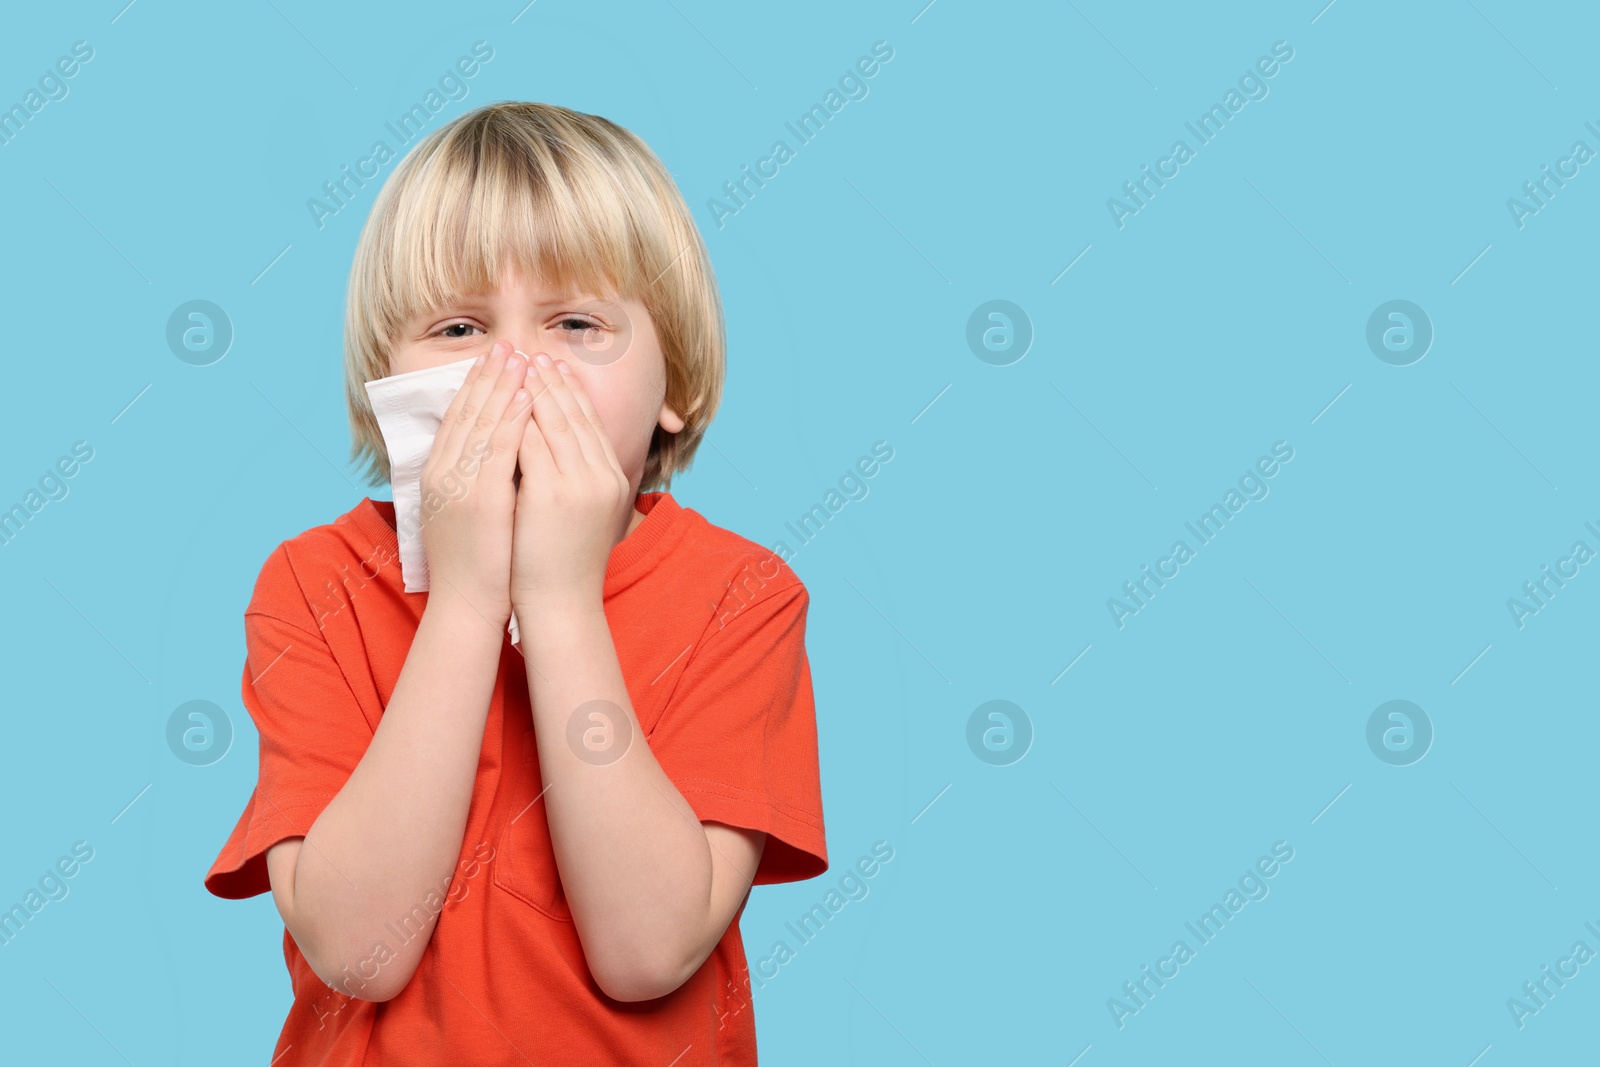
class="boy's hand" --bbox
[418,340,533,625]
[510,353,632,611]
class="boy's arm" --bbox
[521,595,767,1003]
[264,591,504,1002]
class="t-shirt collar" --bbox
[349,490,688,598]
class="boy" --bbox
[204,101,828,1065]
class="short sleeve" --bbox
[648,581,828,886]
[203,607,377,900]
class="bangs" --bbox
[369,115,663,348]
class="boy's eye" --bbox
[436,318,598,339]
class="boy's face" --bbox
[387,261,686,516]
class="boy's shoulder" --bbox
[673,499,807,612]
[245,499,388,628]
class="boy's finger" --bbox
[523,357,591,476]
[437,341,511,467]
[468,350,531,469]
[554,360,625,476]
[517,408,555,484]
[486,386,535,472]
[536,357,606,470]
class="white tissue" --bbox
[363,355,521,645]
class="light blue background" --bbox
[1,1,1596,1063]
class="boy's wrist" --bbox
[423,584,514,635]
[511,589,604,623]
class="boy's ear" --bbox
[657,399,685,434]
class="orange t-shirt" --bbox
[204,491,828,1065]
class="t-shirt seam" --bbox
[269,540,337,636]
[675,778,825,829]
[658,579,807,715]
[246,543,384,736]
[246,792,342,828]
[244,606,337,645]
[254,520,394,637]
[697,578,806,644]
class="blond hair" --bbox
[343,101,725,491]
